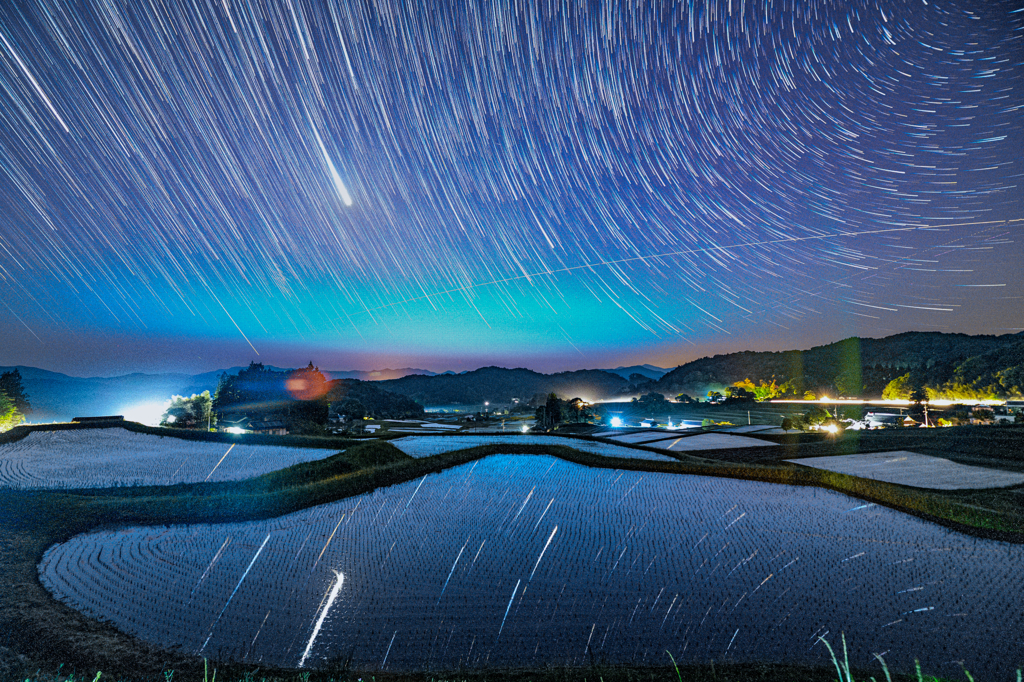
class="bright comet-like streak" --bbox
[312,128,353,206]
[299,570,345,668]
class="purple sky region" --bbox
[0,0,1021,377]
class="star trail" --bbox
[0,0,1020,375]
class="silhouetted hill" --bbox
[602,364,670,381]
[654,332,1024,399]
[377,366,631,404]
[325,379,425,418]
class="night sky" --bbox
[0,0,1021,377]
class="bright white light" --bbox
[121,401,169,426]
[826,424,839,434]
[299,570,345,668]
[226,427,246,435]
[521,424,529,433]
[611,416,623,428]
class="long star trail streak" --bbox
[200,533,271,653]
[0,1,1020,372]
[529,525,558,581]
[311,514,346,573]
[204,444,236,482]
[496,579,521,641]
[438,538,469,603]
[187,536,232,605]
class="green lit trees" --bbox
[160,391,214,429]
[882,374,913,400]
[0,369,30,428]
[0,390,23,432]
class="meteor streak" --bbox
[298,571,345,668]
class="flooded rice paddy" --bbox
[788,451,1024,490]
[40,455,1024,677]
[390,434,679,460]
[0,429,341,488]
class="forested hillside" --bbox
[324,379,424,418]
[654,332,1024,400]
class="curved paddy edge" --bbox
[1,440,1022,680]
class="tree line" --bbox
[656,332,1024,400]
[161,362,425,434]
[0,369,30,432]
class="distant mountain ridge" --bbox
[604,364,670,381]
[363,332,1024,404]
[323,367,438,381]
[0,365,437,422]
[376,366,635,405]
[5,331,1022,421]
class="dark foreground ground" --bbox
[0,424,1021,682]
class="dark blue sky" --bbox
[1,0,1021,377]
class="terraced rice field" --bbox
[0,429,341,488]
[642,432,776,451]
[720,425,789,435]
[592,429,780,451]
[601,431,691,444]
[40,455,1024,678]
[788,451,1024,490]
[389,434,679,461]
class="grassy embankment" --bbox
[1,425,1022,681]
